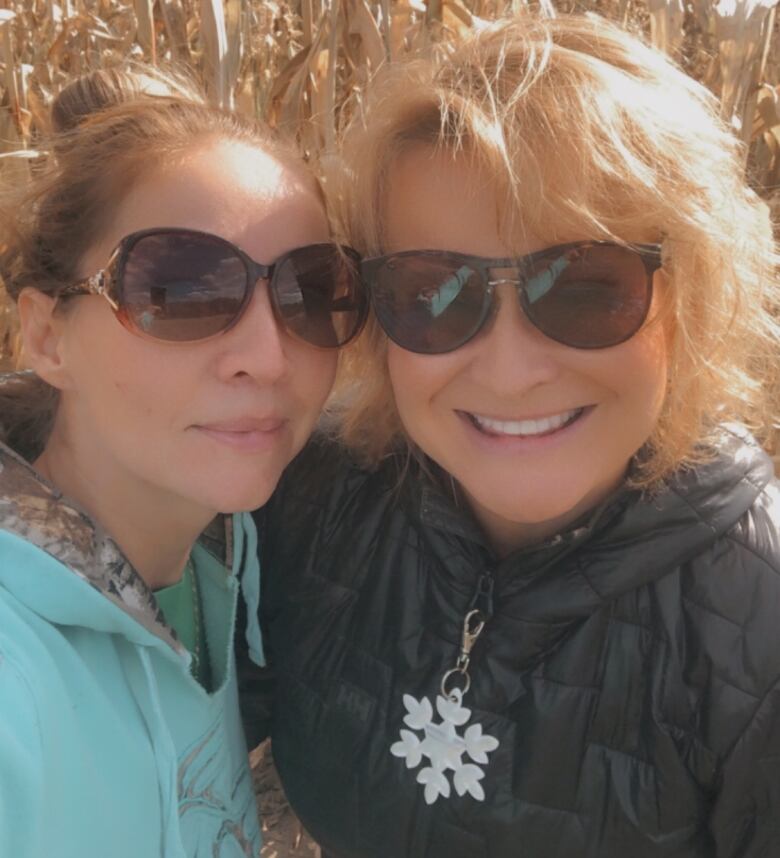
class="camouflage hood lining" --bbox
[0,439,232,652]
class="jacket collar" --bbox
[408,453,628,562]
[402,426,775,618]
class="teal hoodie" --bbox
[0,441,266,858]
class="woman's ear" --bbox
[17,288,74,391]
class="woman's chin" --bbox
[188,478,280,517]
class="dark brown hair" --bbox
[0,64,313,460]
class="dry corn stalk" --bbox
[713,0,777,143]
[0,1,773,178]
[0,0,778,370]
[645,0,684,56]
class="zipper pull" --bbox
[441,609,486,700]
[469,570,495,619]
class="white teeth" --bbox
[470,408,581,437]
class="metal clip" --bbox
[440,609,486,700]
[456,609,485,669]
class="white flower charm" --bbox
[436,694,470,726]
[392,729,423,768]
[403,694,433,730]
[390,688,499,805]
[417,765,451,804]
[453,763,486,801]
[463,723,498,764]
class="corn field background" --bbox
[0,5,777,848]
[0,0,777,366]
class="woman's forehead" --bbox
[80,141,328,275]
[381,143,659,254]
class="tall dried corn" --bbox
[0,0,777,375]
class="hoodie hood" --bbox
[0,444,266,858]
[0,437,232,654]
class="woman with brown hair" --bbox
[249,11,780,858]
[0,66,365,858]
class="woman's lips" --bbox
[191,418,287,452]
[466,407,585,437]
[456,405,594,448]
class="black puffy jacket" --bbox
[247,427,780,858]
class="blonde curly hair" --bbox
[330,11,779,486]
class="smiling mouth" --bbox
[462,407,587,438]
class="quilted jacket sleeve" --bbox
[707,486,780,858]
[709,673,780,857]
[238,437,372,749]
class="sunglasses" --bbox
[361,241,663,354]
[59,228,368,349]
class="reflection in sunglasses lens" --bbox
[376,256,487,354]
[274,246,365,348]
[120,235,365,348]
[371,244,653,353]
[522,245,650,349]
[123,233,247,342]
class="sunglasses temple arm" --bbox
[86,272,121,311]
[58,272,119,311]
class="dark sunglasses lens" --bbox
[121,233,248,342]
[523,244,652,348]
[272,245,366,348]
[370,255,488,354]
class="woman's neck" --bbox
[460,471,626,559]
[35,429,214,590]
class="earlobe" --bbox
[17,288,73,391]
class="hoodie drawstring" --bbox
[237,513,265,667]
[119,644,187,858]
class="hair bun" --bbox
[51,66,204,133]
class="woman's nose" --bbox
[215,279,291,384]
[464,284,560,394]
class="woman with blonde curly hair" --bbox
[244,11,780,858]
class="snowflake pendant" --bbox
[390,688,499,805]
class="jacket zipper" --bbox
[468,568,495,621]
